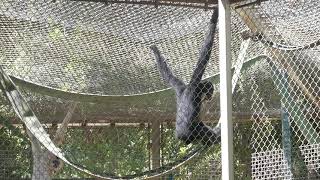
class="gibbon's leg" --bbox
[194,121,221,146]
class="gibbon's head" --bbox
[198,81,214,101]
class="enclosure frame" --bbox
[219,0,234,180]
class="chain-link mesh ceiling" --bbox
[0,0,265,97]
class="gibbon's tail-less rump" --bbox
[150,7,220,146]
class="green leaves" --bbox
[0,115,31,178]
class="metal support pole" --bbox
[218,0,233,180]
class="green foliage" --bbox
[233,122,253,180]
[160,126,222,179]
[0,115,31,178]
[0,104,273,180]
[56,127,150,178]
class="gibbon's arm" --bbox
[150,45,185,92]
[190,7,219,85]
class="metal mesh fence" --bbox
[235,0,320,179]
[0,0,319,179]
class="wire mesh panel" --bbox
[0,0,226,179]
[235,0,320,179]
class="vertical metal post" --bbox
[218,0,233,180]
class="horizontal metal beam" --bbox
[70,0,249,9]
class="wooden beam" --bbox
[151,120,161,179]
[234,0,272,34]
[9,110,282,124]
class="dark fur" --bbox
[150,8,220,146]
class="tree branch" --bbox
[53,102,78,145]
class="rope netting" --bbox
[0,0,319,179]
